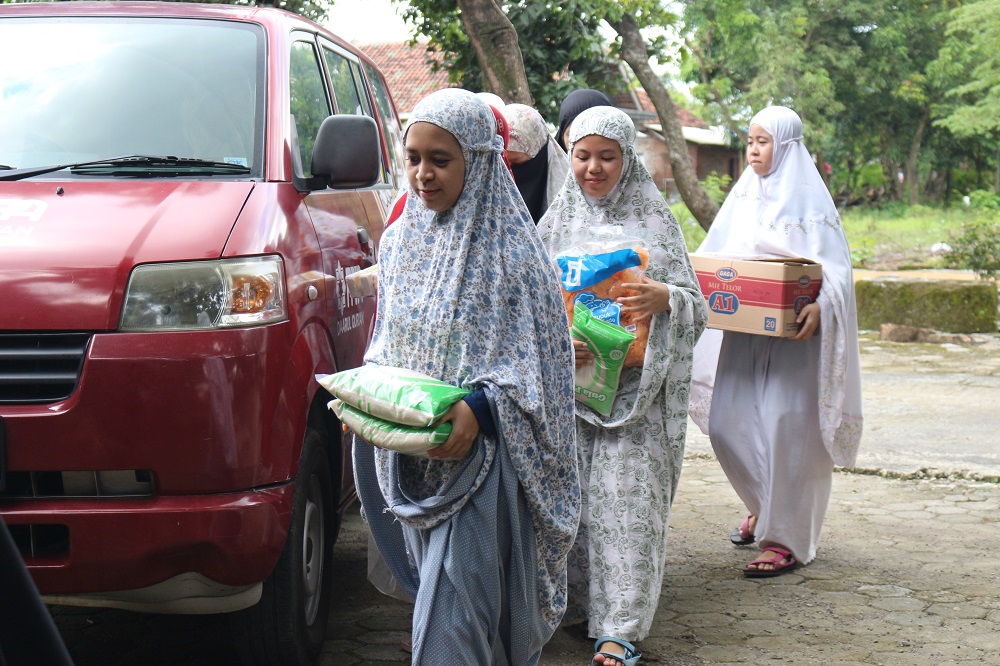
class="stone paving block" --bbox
[870,596,928,612]
[935,513,987,524]
[927,604,989,620]
[856,584,913,597]
[827,604,873,618]
[50,456,1000,666]
[881,611,938,626]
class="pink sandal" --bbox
[742,545,798,577]
[730,515,755,545]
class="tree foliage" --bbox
[934,0,1000,137]
[681,0,996,204]
[398,0,620,120]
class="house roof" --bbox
[612,88,709,130]
[359,41,455,118]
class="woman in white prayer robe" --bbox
[688,105,863,577]
[538,106,707,666]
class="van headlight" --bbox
[120,256,287,331]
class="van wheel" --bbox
[229,428,334,666]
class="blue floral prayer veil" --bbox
[404,88,506,204]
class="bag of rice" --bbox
[554,229,650,367]
[316,365,469,427]
[571,305,635,416]
[329,399,450,456]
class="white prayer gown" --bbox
[688,105,863,564]
[537,106,707,641]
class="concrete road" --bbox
[686,330,1000,480]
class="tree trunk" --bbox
[455,0,532,104]
[610,14,719,230]
[905,112,928,206]
[878,132,900,202]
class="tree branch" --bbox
[611,13,719,229]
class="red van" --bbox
[0,3,404,664]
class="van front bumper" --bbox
[3,484,293,597]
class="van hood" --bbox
[0,181,254,330]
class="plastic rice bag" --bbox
[329,399,451,456]
[317,365,469,427]
[571,305,635,416]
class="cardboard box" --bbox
[690,254,823,337]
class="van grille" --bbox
[0,333,91,404]
[0,470,155,499]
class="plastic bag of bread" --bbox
[554,229,650,367]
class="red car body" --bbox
[0,3,404,661]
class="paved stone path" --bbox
[318,455,1000,665]
[51,451,1000,665]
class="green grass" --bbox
[839,204,981,269]
[669,199,992,270]
[670,201,708,252]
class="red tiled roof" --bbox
[613,89,708,129]
[359,41,455,116]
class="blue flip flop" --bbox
[591,636,641,666]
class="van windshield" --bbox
[0,17,264,175]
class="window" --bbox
[289,38,330,178]
[362,62,405,189]
[0,17,264,172]
[323,48,364,116]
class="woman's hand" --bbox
[793,302,821,340]
[427,400,479,460]
[572,337,594,369]
[617,275,671,320]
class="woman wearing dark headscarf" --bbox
[504,103,569,223]
[555,88,615,152]
[354,88,580,665]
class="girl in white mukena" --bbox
[538,105,707,666]
[689,105,863,578]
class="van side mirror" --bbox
[310,115,380,190]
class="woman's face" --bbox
[405,122,466,212]
[572,134,623,198]
[747,124,774,176]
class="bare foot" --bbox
[592,641,627,666]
